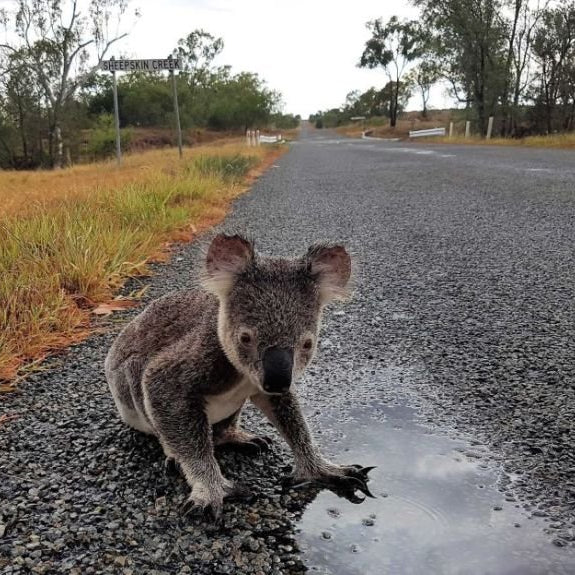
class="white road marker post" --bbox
[449,122,454,138]
[465,121,471,139]
[486,116,494,140]
[256,130,260,146]
[246,129,250,146]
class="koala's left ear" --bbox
[203,233,254,296]
[304,244,352,303]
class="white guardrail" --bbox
[409,127,446,138]
[246,130,283,146]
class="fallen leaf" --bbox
[0,414,18,427]
[92,299,139,316]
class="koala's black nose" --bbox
[262,347,293,394]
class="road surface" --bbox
[2,125,574,574]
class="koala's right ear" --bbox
[305,243,352,304]
[202,234,254,296]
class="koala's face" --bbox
[204,235,352,395]
[221,262,322,394]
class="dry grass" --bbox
[425,132,575,149]
[0,142,286,386]
[0,139,250,218]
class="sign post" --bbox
[110,57,122,166]
[101,57,183,163]
[169,56,183,159]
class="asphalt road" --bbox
[1,125,575,574]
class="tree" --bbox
[346,84,411,119]
[406,60,441,117]
[175,29,224,87]
[359,16,424,127]
[504,0,547,135]
[532,2,575,133]
[207,72,279,131]
[0,47,45,166]
[0,0,134,167]
[413,0,508,134]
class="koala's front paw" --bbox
[288,463,377,503]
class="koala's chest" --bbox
[204,378,258,424]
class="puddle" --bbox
[297,404,575,575]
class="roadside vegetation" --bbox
[0,2,299,169]
[0,143,285,387]
[336,110,575,150]
[0,1,296,386]
[426,132,575,149]
[312,1,575,143]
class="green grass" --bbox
[0,146,274,385]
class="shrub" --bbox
[192,153,257,181]
[88,114,132,159]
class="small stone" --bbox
[321,531,332,540]
[247,513,259,525]
[362,518,375,526]
[493,505,503,511]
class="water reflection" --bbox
[297,404,575,575]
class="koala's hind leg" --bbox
[144,380,239,520]
[213,404,273,453]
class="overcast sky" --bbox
[114,0,451,117]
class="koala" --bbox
[105,233,374,520]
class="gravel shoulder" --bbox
[1,127,575,574]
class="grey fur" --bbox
[106,233,369,518]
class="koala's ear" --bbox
[305,244,352,303]
[203,234,254,296]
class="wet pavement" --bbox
[2,125,575,573]
[297,392,575,575]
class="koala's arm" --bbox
[252,392,374,500]
[251,391,343,479]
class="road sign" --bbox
[100,58,182,72]
[101,57,184,165]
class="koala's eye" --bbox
[303,339,313,350]
[239,332,252,345]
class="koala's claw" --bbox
[246,435,273,452]
[180,498,223,523]
[350,464,377,478]
[345,464,377,498]
[163,456,179,476]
